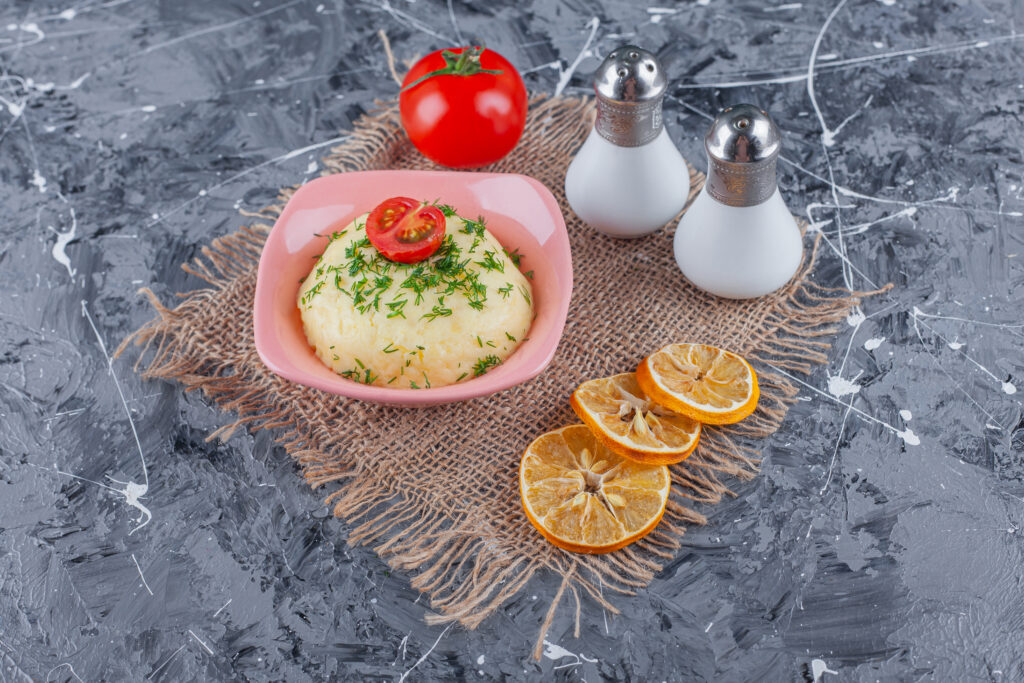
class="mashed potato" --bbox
[298,209,534,389]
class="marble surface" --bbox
[1,0,1023,680]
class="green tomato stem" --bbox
[400,45,504,92]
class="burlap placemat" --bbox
[120,95,877,657]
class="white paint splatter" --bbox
[58,8,77,20]
[188,629,214,655]
[476,654,485,665]
[896,427,920,446]
[647,7,678,23]
[811,658,838,681]
[863,337,885,351]
[947,340,964,350]
[542,640,598,670]
[827,372,861,398]
[131,553,154,595]
[1003,382,1017,395]
[542,641,576,660]
[305,160,318,174]
[46,663,83,683]
[900,409,912,421]
[31,170,47,192]
[81,301,152,534]
[50,208,77,278]
[763,3,803,11]
[397,625,451,683]
[554,17,599,97]
[846,308,866,326]
[768,363,920,447]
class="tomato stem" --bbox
[400,45,503,92]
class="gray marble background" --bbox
[1,0,1022,680]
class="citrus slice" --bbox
[570,373,701,465]
[519,425,671,554]
[636,343,759,425]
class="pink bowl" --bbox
[253,170,573,407]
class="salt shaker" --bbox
[673,104,802,298]
[564,46,691,239]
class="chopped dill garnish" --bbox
[387,376,397,384]
[504,247,523,269]
[386,299,407,319]
[305,208,537,320]
[524,270,534,280]
[519,285,532,306]
[456,372,468,382]
[473,354,501,377]
[505,331,516,341]
[422,300,453,322]
[476,336,483,347]
[432,202,458,217]
[461,216,487,238]
[409,380,420,389]
[300,280,325,306]
[422,371,431,388]
[476,250,504,273]
[382,343,399,354]
[354,358,365,369]
[341,363,378,385]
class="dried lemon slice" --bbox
[519,425,670,554]
[570,373,701,465]
[636,343,759,425]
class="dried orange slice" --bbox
[570,373,701,465]
[636,343,759,425]
[519,425,670,554]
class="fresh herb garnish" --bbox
[476,250,504,273]
[504,247,523,269]
[422,300,453,322]
[473,354,501,377]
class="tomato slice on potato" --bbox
[365,197,446,264]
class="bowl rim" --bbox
[253,169,573,406]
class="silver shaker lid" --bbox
[704,104,781,207]
[593,46,666,147]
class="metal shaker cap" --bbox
[704,104,781,207]
[593,46,666,147]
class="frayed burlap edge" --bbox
[117,97,890,660]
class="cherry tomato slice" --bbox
[365,197,446,264]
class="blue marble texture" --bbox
[0,0,1022,680]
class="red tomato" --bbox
[365,197,446,264]
[400,46,527,169]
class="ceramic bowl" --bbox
[253,170,573,407]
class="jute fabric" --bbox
[120,95,876,657]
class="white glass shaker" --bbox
[674,104,802,298]
[565,46,691,239]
